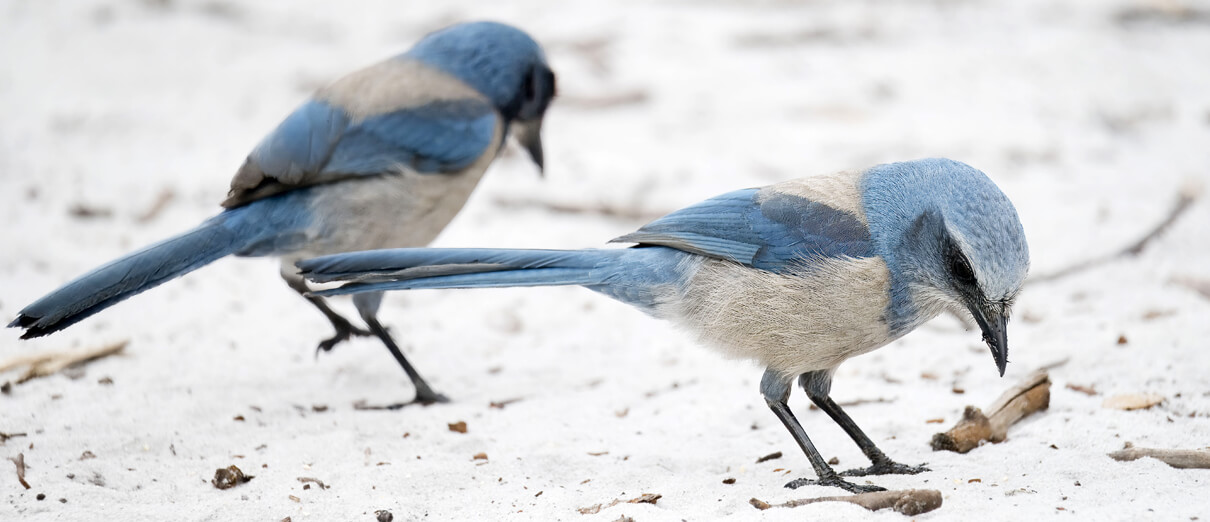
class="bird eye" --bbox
[523,69,537,102]
[948,251,977,287]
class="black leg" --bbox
[282,272,372,354]
[798,371,928,477]
[353,292,449,405]
[761,370,885,493]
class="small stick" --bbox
[931,369,1051,453]
[1030,184,1200,284]
[1108,442,1210,469]
[750,489,943,516]
[0,340,128,384]
[491,196,667,222]
[10,453,30,489]
[135,188,176,223]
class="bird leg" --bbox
[798,371,929,477]
[282,273,372,354]
[354,292,449,405]
[761,370,885,493]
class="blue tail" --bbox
[9,198,309,339]
[298,246,694,313]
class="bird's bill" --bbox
[514,119,544,175]
[969,303,1009,377]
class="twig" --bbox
[577,493,662,515]
[1030,185,1200,284]
[136,188,176,223]
[10,453,30,489]
[558,90,649,110]
[0,432,29,444]
[808,397,895,410]
[931,369,1050,453]
[750,489,942,515]
[1108,442,1210,469]
[491,196,667,222]
[0,340,128,384]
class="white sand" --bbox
[2,0,1209,519]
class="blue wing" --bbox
[223,98,498,207]
[611,188,872,272]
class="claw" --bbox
[840,461,929,477]
[314,322,373,356]
[785,473,886,493]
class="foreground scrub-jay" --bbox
[297,158,1031,492]
[9,21,557,405]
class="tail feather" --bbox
[10,212,253,338]
[299,248,623,297]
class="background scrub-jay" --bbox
[8,21,557,405]
[298,158,1031,492]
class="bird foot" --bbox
[315,322,373,356]
[840,460,929,477]
[412,387,450,406]
[785,474,886,493]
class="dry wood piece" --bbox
[577,493,662,515]
[1108,442,1210,469]
[931,369,1050,453]
[10,453,30,489]
[0,340,128,384]
[135,188,176,223]
[1030,183,1200,284]
[756,451,783,463]
[750,489,942,515]
[1102,393,1164,410]
[296,476,327,489]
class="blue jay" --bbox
[298,158,1030,492]
[9,21,557,405]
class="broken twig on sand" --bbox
[0,340,128,384]
[1030,184,1200,284]
[931,369,1051,453]
[1108,442,1210,469]
[750,489,942,515]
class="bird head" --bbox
[865,159,1030,377]
[407,21,556,173]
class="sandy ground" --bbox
[2,0,1209,520]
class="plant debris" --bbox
[136,188,176,223]
[750,489,942,515]
[1066,383,1098,396]
[448,421,468,434]
[756,451,783,463]
[211,465,253,489]
[0,340,128,384]
[577,493,662,514]
[932,369,1050,453]
[807,397,894,410]
[1108,442,1210,469]
[489,398,523,409]
[1,432,28,444]
[297,476,327,489]
[1030,184,1200,284]
[10,453,30,489]
[1102,393,1164,410]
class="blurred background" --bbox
[1,0,1208,519]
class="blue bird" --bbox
[9,21,557,405]
[297,158,1031,492]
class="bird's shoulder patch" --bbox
[612,173,873,272]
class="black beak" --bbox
[968,303,1009,377]
[514,119,544,176]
